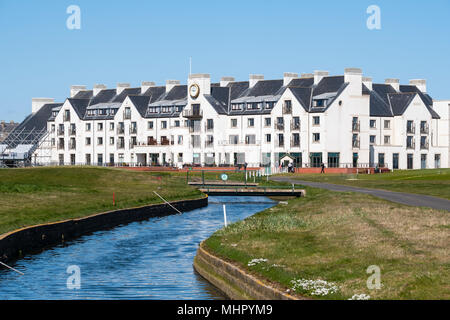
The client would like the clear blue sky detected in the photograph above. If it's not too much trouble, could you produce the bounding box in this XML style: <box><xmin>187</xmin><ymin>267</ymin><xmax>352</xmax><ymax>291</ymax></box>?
<box><xmin>1</xmin><ymin>0</ymin><xmax>449</xmax><ymax>122</ymax></box>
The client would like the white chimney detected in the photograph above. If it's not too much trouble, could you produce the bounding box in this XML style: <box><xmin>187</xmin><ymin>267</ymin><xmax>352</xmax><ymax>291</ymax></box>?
<box><xmin>314</xmin><ymin>70</ymin><xmax>329</xmax><ymax>85</ymax></box>
<box><xmin>141</xmin><ymin>81</ymin><xmax>155</xmax><ymax>93</ymax></box>
<box><xmin>362</xmin><ymin>77</ymin><xmax>373</xmax><ymax>90</ymax></box>
<box><xmin>189</xmin><ymin>74</ymin><xmax>211</xmax><ymax>96</ymax></box>
<box><xmin>385</xmin><ymin>78</ymin><xmax>400</xmax><ymax>92</ymax></box>
<box><xmin>166</xmin><ymin>80</ymin><xmax>180</xmax><ymax>92</ymax></box>
<box><xmin>220</xmin><ymin>77</ymin><xmax>235</xmax><ymax>87</ymax></box>
<box><xmin>32</xmin><ymin>98</ymin><xmax>54</xmax><ymax>113</ymax></box>
<box><xmin>409</xmin><ymin>79</ymin><xmax>427</xmax><ymax>93</ymax></box>
<box><xmin>70</xmin><ymin>85</ymin><xmax>86</xmax><ymax>98</ymax></box>
<box><xmin>301</xmin><ymin>73</ymin><xmax>314</xmax><ymax>78</ymax></box>
<box><xmin>93</xmin><ymin>84</ymin><xmax>107</xmax><ymax>96</ymax></box>
<box><xmin>283</xmin><ymin>72</ymin><xmax>298</xmax><ymax>86</ymax></box>
<box><xmin>249</xmin><ymin>74</ymin><xmax>264</xmax><ymax>88</ymax></box>
<box><xmin>344</xmin><ymin>68</ymin><xmax>363</xmax><ymax>96</ymax></box>
<box><xmin>116</xmin><ymin>83</ymin><xmax>130</xmax><ymax>95</ymax></box>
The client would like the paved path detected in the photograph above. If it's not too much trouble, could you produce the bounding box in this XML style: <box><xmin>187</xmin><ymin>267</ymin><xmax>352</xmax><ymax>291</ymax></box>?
<box><xmin>271</xmin><ymin>176</ymin><xmax>450</xmax><ymax>211</ymax></box>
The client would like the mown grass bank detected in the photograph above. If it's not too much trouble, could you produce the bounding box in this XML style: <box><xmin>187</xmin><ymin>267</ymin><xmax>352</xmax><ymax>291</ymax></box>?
<box><xmin>278</xmin><ymin>169</ymin><xmax>450</xmax><ymax>200</ymax></box>
<box><xmin>0</xmin><ymin>167</ymin><xmax>202</xmax><ymax>235</ymax></box>
<box><xmin>204</xmin><ymin>185</ymin><xmax>449</xmax><ymax>300</ymax></box>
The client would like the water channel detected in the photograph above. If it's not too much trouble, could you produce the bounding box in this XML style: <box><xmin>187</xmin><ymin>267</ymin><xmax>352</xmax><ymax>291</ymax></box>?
<box><xmin>0</xmin><ymin>196</ymin><xmax>276</xmax><ymax>299</ymax></box>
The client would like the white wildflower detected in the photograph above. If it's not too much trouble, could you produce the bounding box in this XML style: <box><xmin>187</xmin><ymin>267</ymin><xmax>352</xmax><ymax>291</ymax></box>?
<box><xmin>247</xmin><ymin>258</ymin><xmax>268</xmax><ymax>266</ymax></box>
<box><xmin>348</xmin><ymin>293</ymin><xmax>371</xmax><ymax>300</ymax></box>
<box><xmin>290</xmin><ymin>278</ymin><xmax>339</xmax><ymax>296</ymax></box>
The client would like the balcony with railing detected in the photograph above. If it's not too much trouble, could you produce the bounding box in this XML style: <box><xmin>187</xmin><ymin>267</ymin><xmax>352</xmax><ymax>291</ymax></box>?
<box><xmin>69</xmin><ymin>140</ymin><xmax>76</xmax><ymax>150</ymax></box>
<box><xmin>420</xmin><ymin>139</ymin><xmax>429</xmax><ymax>150</ymax></box>
<box><xmin>290</xmin><ymin>137</ymin><xmax>300</xmax><ymax>148</ymax></box>
<box><xmin>407</xmin><ymin>123</ymin><xmax>416</xmax><ymax>134</ymax></box>
<box><xmin>275</xmin><ymin>139</ymin><xmax>285</xmax><ymax>148</ymax></box>
<box><xmin>183</xmin><ymin>109</ymin><xmax>203</xmax><ymax>118</ymax></box>
<box><xmin>352</xmin><ymin>138</ymin><xmax>360</xmax><ymax>148</ymax></box>
<box><xmin>57</xmin><ymin>128</ymin><xmax>65</xmax><ymax>136</ymax></box>
<box><xmin>275</xmin><ymin>123</ymin><xmax>285</xmax><ymax>131</ymax></box>
<box><xmin>63</xmin><ymin>113</ymin><xmax>70</xmax><ymax>122</ymax></box>
<box><xmin>420</xmin><ymin>123</ymin><xmax>429</xmax><ymax>134</ymax></box>
<box><xmin>406</xmin><ymin>139</ymin><xmax>415</xmax><ymax>149</ymax></box>
<box><xmin>282</xmin><ymin>103</ymin><xmax>292</xmax><ymax>115</ymax></box>
<box><xmin>117</xmin><ymin>140</ymin><xmax>125</xmax><ymax>149</ymax></box>
<box><xmin>352</xmin><ymin>121</ymin><xmax>360</xmax><ymax>132</ymax></box>
<box><xmin>290</xmin><ymin>121</ymin><xmax>300</xmax><ymax>131</ymax></box>
<box><xmin>129</xmin><ymin>126</ymin><xmax>137</xmax><ymax>134</ymax></box>
<box><xmin>57</xmin><ymin>141</ymin><xmax>65</xmax><ymax>150</ymax></box>
<box><xmin>117</xmin><ymin>126</ymin><xmax>125</xmax><ymax>135</ymax></box>
<box><xmin>69</xmin><ymin>127</ymin><xmax>76</xmax><ymax>136</ymax></box>
<box><xmin>123</xmin><ymin>110</ymin><xmax>131</xmax><ymax>120</ymax></box>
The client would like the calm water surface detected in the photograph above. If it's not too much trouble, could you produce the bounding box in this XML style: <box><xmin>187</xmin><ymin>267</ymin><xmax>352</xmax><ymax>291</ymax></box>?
<box><xmin>0</xmin><ymin>196</ymin><xmax>275</xmax><ymax>300</ymax></box>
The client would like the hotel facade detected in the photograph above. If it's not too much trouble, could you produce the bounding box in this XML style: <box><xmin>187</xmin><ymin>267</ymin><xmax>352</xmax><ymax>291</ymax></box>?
<box><xmin>4</xmin><ymin>68</ymin><xmax>450</xmax><ymax>170</ymax></box>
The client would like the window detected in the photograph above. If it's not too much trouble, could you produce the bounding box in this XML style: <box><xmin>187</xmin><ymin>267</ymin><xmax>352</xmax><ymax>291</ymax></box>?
<box><xmin>51</xmin><ymin>124</ymin><xmax>55</xmax><ymax>132</ymax></box>
<box><xmin>245</xmin><ymin>135</ymin><xmax>256</xmax><ymax>145</ymax></box>
<box><xmin>229</xmin><ymin>135</ymin><xmax>239</xmax><ymax>145</ymax></box>
<box><xmin>384</xmin><ymin>120</ymin><xmax>390</xmax><ymax>129</ymax></box>
<box><xmin>86</xmin><ymin>154</ymin><xmax>91</xmax><ymax>165</ymax></box>
<box><xmin>264</xmin><ymin>118</ymin><xmax>271</xmax><ymax>127</ymax></box>
<box><xmin>313</xmin><ymin>133</ymin><xmax>320</xmax><ymax>143</ymax></box>
<box><xmin>407</xmin><ymin>154</ymin><xmax>413</xmax><ymax>169</ymax></box>
<box><xmin>161</xmin><ymin>121</ymin><xmax>167</xmax><ymax>129</ymax></box>
<box><xmin>206</xmin><ymin>119</ymin><xmax>213</xmax><ymax>130</ymax></box>
<box><xmin>231</xmin><ymin>119</ymin><xmax>237</xmax><ymax>128</ymax></box>
<box><xmin>148</xmin><ymin>121</ymin><xmax>154</xmax><ymax>130</ymax></box>
<box><xmin>124</xmin><ymin>107</ymin><xmax>131</xmax><ymax>119</ymax></box>
<box><xmin>393</xmin><ymin>153</ymin><xmax>399</xmax><ymax>169</ymax></box>
<box><xmin>174</xmin><ymin>120</ymin><xmax>180</xmax><ymax>128</ymax></box>
<box><xmin>407</xmin><ymin>136</ymin><xmax>414</xmax><ymax>149</ymax></box>
<box><xmin>109</xmin><ymin>137</ymin><xmax>114</xmax><ymax>145</ymax></box>
<box><xmin>328</xmin><ymin>153</ymin><xmax>340</xmax><ymax>168</ymax></box>
<box><xmin>85</xmin><ymin>137</ymin><xmax>91</xmax><ymax>146</ymax></box>
<box><xmin>97</xmin><ymin>123</ymin><xmax>103</xmax><ymax>131</ymax></box>
<box><xmin>292</xmin><ymin>133</ymin><xmax>300</xmax><ymax>147</ymax></box>
<box><xmin>378</xmin><ymin>153</ymin><xmax>385</xmax><ymax>167</ymax></box>
<box><xmin>370</xmin><ymin>135</ymin><xmax>376</xmax><ymax>144</ymax></box>
<box><xmin>370</xmin><ymin>119</ymin><xmax>376</xmax><ymax>128</ymax></box>
<box><xmin>109</xmin><ymin>122</ymin><xmax>114</xmax><ymax>131</ymax></box>
<box><xmin>313</xmin><ymin>116</ymin><xmax>320</xmax><ymax>126</ymax></box>
<box><xmin>265</xmin><ymin>134</ymin><xmax>271</xmax><ymax>143</ymax></box>
<box><xmin>97</xmin><ymin>154</ymin><xmax>103</xmax><ymax>165</ymax></box>
<box><xmin>435</xmin><ymin>154</ymin><xmax>441</xmax><ymax>168</ymax></box>
<box><xmin>407</xmin><ymin>120</ymin><xmax>414</xmax><ymax>134</ymax></box>
<box><xmin>97</xmin><ymin>137</ymin><xmax>103</xmax><ymax>145</ymax></box>
<box><xmin>248</xmin><ymin>118</ymin><xmax>254</xmax><ymax>127</ymax></box>
<box><xmin>384</xmin><ymin>135</ymin><xmax>390</xmax><ymax>145</ymax></box>
<box><xmin>86</xmin><ymin>123</ymin><xmax>91</xmax><ymax>131</ymax></box>
<box><xmin>177</xmin><ymin>135</ymin><xmax>183</xmax><ymax>145</ymax></box>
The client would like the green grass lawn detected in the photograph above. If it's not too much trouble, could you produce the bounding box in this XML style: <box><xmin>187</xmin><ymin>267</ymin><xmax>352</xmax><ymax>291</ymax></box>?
<box><xmin>0</xmin><ymin>167</ymin><xmax>203</xmax><ymax>235</ymax></box>
<box><xmin>204</xmin><ymin>185</ymin><xmax>450</xmax><ymax>300</ymax></box>
<box><xmin>277</xmin><ymin>169</ymin><xmax>450</xmax><ymax>200</ymax></box>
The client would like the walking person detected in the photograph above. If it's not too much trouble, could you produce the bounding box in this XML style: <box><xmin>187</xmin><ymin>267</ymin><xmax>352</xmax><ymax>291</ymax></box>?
<box><xmin>321</xmin><ymin>162</ymin><xmax>325</xmax><ymax>174</ymax></box>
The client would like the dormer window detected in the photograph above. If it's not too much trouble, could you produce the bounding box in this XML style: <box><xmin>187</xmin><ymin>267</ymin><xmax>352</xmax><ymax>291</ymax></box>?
<box><xmin>313</xmin><ymin>99</ymin><xmax>326</xmax><ymax>107</ymax></box>
<box><xmin>231</xmin><ymin>103</ymin><xmax>241</xmax><ymax>110</ymax></box>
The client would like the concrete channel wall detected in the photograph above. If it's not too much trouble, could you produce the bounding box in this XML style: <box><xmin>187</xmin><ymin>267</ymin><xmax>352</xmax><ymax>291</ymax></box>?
<box><xmin>194</xmin><ymin>241</ymin><xmax>302</xmax><ymax>300</ymax></box>
<box><xmin>0</xmin><ymin>196</ymin><xmax>208</xmax><ymax>263</ymax></box>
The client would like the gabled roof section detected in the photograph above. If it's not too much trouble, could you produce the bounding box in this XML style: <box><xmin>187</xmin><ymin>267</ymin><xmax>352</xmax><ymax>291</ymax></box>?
<box><xmin>288</xmin><ymin>77</ymin><xmax>314</xmax><ymax>88</ymax></box>
<box><xmin>313</xmin><ymin>76</ymin><xmax>345</xmax><ymax>97</ymax></box>
<box><xmin>290</xmin><ymin>87</ymin><xmax>312</xmax><ymax>112</ymax></box>
<box><xmin>240</xmin><ymin>79</ymin><xmax>284</xmax><ymax>98</ymax></box>
<box><xmin>370</xmin><ymin>91</ymin><xmax>393</xmax><ymax>117</ymax></box>
<box><xmin>73</xmin><ymin>90</ymin><xmax>93</xmax><ymax>100</ymax></box>
<box><xmin>227</xmin><ymin>81</ymin><xmax>249</xmax><ymax>100</ymax></box>
<box><xmin>372</xmin><ymin>83</ymin><xmax>397</xmax><ymax>106</ymax></box>
<box><xmin>141</xmin><ymin>86</ymin><xmax>166</xmax><ymax>103</ymax></box>
<box><xmin>112</xmin><ymin>88</ymin><xmax>141</xmax><ymax>103</ymax></box>
<box><xmin>89</xmin><ymin>89</ymin><xmax>117</xmax><ymax>106</ymax></box>
<box><xmin>128</xmin><ymin>95</ymin><xmax>151</xmax><ymax>117</ymax></box>
<box><xmin>67</xmin><ymin>98</ymin><xmax>90</xmax><ymax>119</ymax></box>
<box><xmin>388</xmin><ymin>93</ymin><xmax>416</xmax><ymax>116</ymax></box>
<box><xmin>204</xmin><ymin>86</ymin><xmax>230</xmax><ymax>114</ymax></box>
<box><xmin>160</xmin><ymin>85</ymin><xmax>187</xmax><ymax>101</ymax></box>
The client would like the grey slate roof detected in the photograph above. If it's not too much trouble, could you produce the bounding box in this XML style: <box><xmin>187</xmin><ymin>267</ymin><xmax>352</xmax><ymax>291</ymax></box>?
<box><xmin>89</xmin><ymin>89</ymin><xmax>117</xmax><ymax>106</ymax></box>
<box><xmin>73</xmin><ymin>90</ymin><xmax>94</xmax><ymax>100</ymax></box>
<box><xmin>112</xmin><ymin>88</ymin><xmax>141</xmax><ymax>103</ymax></box>
<box><xmin>68</xmin><ymin>98</ymin><xmax>91</xmax><ymax>119</ymax></box>
<box><xmin>128</xmin><ymin>95</ymin><xmax>151</xmax><ymax>117</ymax></box>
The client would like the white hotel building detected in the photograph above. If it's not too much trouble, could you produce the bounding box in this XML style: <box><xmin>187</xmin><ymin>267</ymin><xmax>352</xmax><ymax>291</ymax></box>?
<box><xmin>3</xmin><ymin>68</ymin><xmax>449</xmax><ymax>170</ymax></box>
